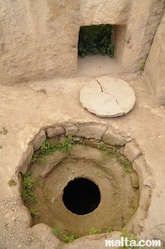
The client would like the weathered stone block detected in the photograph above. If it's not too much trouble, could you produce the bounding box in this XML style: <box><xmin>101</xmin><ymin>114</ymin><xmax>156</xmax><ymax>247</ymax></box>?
<box><xmin>46</xmin><ymin>126</ymin><xmax>65</xmax><ymax>138</ymax></box>
<box><xmin>75</xmin><ymin>123</ymin><xmax>107</xmax><ymax>140</ymax></box>
<box><xmin>130</xmin><ymin>172</ymin><xmax>139</xmax><ymax>188</ymax></box>
<box><xmin>31</xmin><ymin>224</ymin><xmax>60</xmax><ymax>248</ymax></box>
<box><xmin>65</xmin><ymin>125</ymin><xmax>78</xmax><ymax>136</ymax></box>
<box><xmin>123</xmin><ymin>141</ymin><xmax>141</xmax><ymax>162</ymax></box>
<box><xmin>32</xmin><ymin>130</ymin><xmax>46</xmax><ymax>151</ymax></box>
<box><xmin>102</xmin><ymin>127</ymin><xmax>129</xmax><ymax>146</ymax></box>
<box><xmin>20</xmin><ymin>146</ymin><xmax>34</xmax><ymax>174</ymax></box>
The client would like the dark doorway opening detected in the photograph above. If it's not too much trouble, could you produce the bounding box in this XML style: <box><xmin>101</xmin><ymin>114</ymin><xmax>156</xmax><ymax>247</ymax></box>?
<box><xmin>78</xmin><ymin>24</ymin><xmax>114</xmax><ymax>58</ymax></box>
<box><xmin>62</xmin><ymin>178</ymin><xmax>101</xmax><ymax>215</ymax></box>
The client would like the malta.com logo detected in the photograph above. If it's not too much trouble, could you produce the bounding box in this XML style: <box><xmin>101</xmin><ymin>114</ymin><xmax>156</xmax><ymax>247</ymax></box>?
<box><xmin>105</xmin><ymin>229</ymin><xmax>162</xmax><ymax>248</ymax></box>
<box><xmin>105</xmin><ymin>237</ymin><xmax>162</xmax><ymax>248</ymax></box>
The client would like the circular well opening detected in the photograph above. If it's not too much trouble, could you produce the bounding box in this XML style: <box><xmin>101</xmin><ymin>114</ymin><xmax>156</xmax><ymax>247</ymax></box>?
<box><xmin>62</xmin><ymin>177</ymin><xmax>101</xmax><ymax>215</ymax></box>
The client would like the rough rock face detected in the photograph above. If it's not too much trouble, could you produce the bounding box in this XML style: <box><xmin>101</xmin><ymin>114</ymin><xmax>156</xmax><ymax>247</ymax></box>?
<box><xmin>0</xmin><ymin>0</ymin><xmax>164</xmax><ymax>85</ymax></box>
<box><xmin>116</xmin><ymin>0</ymin><xmax>165</xmax><ymax>72</ymax></box>
<box><xmin>144</xmin><ymin>12</ymin><xmax>165</xmax><ymax>105</ymax></box>
<box><xmin>80</xmin><ymin>76</ymin><xmax>136</xmax><ymax>117</ymax></box>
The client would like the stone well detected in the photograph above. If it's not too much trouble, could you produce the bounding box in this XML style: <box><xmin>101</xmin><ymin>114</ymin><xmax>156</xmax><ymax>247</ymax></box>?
<box><xmin>18</xmin><ymin>122</ymin><xmax>152</xmax><ymax>245</ymax></box>
<box><xmin>1</xmin><ymin>1</ymin><xmax>165</xmax><ymax>248</ymax></box>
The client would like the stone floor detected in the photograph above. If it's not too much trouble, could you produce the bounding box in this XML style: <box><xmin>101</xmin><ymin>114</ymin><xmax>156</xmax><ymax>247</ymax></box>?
<box><xmin>0</xmin><ymin>56</ymin><xmax>165</xmax><ymax>248</ymax></box>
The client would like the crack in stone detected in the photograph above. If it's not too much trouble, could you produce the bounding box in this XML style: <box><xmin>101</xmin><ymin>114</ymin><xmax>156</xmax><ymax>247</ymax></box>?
<box><xmin>96</xmin><ymin>79</ymin><xmax>103</xmax><ymax>92</ymax></box>
<box><xmin>96</xmin><ymin>79</ymin><xmax>120</xmax><ymax>107</ymax></box>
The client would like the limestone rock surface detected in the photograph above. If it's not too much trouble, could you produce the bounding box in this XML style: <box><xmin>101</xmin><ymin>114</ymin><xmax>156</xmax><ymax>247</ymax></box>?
<box><xmin>80</xmin><ymin>76</ymin><xmax>136</xmax><ymax>118</ymax></box>
<box><xmin>102</xmin><ymin>126</ymin><xmax>131</xmax><ymax>146</ymax></box>
<box><xmin>46</xmin><ymin>126</ymin><xmax>65</xmax><ymax>138</ymax></box>
<box><xmin>123</xmin><ymin>140</ymin><xmax>141</xmax><ymax>162</ymax></box>
<box><xmin>0</xmin><ymin>0</ymin><xmax>164</xmax><ymax>85</ymax></box>
<box><xmin>32</xmin><ymin>130</ymin><xmax>46</xmax><ymax>151</ymax></box>
<box><xmin>145</xmin><ymin>12</ymin><xmax>165</xmax><ymax>104</ymax></box>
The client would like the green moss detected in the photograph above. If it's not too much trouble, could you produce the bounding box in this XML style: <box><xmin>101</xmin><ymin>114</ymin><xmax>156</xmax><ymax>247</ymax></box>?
<box><xmin>22</xmin><ymin>174</ymin><xmax>38</xmax><ymax>205</ymax></box>
<box><xmin>0</xmin><ymin>127</ymin><xmax>8</xmax><ymax>135</ymax></box>
<box><xmin>30</xmin><ymin>135</ymin><xmax>73</xmax><ymax>164</ymax></box>
<box><xmin>89</xmin><ymin>227</ymin><xmax>102</xmax><ymax>235</ymax></box>
<box><xmin>8</xmin><ymin>179</ymin><xmax>17</xmax><ymax>187</ymax></box>
<box><xmin>30</xmin><ymin>209</ymin><xmax>40</xmax><ymax>218</ymax></box>
<box><xmin>22</xmin><ymin>171</ymin><xmax>42</xmax><ymax>206</ymax></box>
<box><xmin>52</xmin><ymin>225</ymin><xmax>79</xmax><ymax>243</ymax></box>
<box><xmin>140</xmin><ymin>61</ymin><xmax>145</xmax><ymax>71</ymax></box>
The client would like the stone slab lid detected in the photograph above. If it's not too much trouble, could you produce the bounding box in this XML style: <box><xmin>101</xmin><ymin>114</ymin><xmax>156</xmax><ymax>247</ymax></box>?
<box><xmin>79</xmin><ymin>76</ymin><xmax>136</xmax><ymax>118</ymax></box>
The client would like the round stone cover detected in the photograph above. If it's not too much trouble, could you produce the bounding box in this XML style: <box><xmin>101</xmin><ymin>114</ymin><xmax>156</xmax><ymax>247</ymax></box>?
<box><xmin>80</xmin><ymin>76</ymin><xmax>136</xmax><ymax>117</ymax></box>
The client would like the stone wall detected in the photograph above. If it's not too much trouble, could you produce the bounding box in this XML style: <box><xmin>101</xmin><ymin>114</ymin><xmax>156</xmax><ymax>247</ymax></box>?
<box><xmin>0</xmin><ymin>0</ymin><xmax>164</xmax><ymax>85</ymax></box>
<box><xmin>144</xmin><ymin>12</ymin><xmax>165</xmax><ymax>105</ymax></box>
